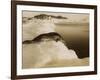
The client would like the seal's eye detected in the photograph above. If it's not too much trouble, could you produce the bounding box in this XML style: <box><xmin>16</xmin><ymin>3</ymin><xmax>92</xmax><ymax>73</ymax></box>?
<box><xmin>52</xmin><ymin>36</ymin><xmax>60</xmax><ymax>42</ymax></box>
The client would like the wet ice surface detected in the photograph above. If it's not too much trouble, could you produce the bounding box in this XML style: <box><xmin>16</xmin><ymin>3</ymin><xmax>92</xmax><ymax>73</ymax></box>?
<box><xmin>22</xmin><ymin>17</ymin><xmax>89</xmax><ymax>69</ymax></box>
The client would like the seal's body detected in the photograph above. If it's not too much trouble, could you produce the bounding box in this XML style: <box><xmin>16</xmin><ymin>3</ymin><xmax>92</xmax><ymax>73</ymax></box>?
<box><xmin>23</xmin><ymin>32</ymin><xmax>66</xmax><ymax>45</ymax></box>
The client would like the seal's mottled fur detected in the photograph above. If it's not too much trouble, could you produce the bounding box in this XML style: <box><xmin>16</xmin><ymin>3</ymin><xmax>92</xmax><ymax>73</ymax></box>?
<box><xmin>23</xmin><ymin>32</ymin><xmax>66</xmax><ymax>45</ymax></box>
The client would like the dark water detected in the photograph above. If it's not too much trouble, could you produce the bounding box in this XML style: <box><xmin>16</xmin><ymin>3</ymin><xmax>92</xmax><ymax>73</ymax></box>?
<box><xmin>55</xmin><ymin>24</ymin><xmax>89</xmax><ymax>59</ymax></box>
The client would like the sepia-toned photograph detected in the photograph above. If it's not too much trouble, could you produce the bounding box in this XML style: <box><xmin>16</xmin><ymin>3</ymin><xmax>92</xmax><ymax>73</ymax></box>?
<box><xmin>22</xmin><ymin>11</ymin><xmax>89</xmax><ymax>69</ymax></box>
<box><xmin>11</xmin><ymin>1</ymin><xmax>97</xmax><ymax>79</ymax></box>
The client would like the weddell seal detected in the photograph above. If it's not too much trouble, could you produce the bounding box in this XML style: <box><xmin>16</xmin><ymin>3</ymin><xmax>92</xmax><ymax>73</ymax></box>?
<box><xmin>22</xmin><ymin>32</ymin><xmax>66</xmax><ymax>44</ymax></box>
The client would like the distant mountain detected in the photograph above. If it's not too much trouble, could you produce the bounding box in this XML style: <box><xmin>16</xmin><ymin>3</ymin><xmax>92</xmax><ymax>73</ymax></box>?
<box><xmin>34</xmin><ymin>14</ymin><xmax>68</xmax><ymax>19</ymax></box>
